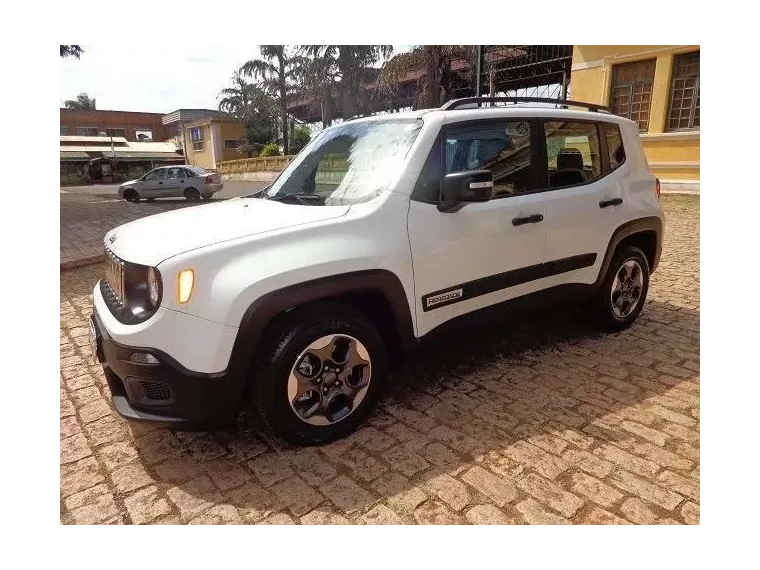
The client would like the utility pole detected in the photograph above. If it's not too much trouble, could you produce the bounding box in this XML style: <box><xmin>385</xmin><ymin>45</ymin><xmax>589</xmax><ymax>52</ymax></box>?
<box><xmin>475</xmin><ymin>45</ymin><xmax>483</xmax><ymax>97</ymax></box>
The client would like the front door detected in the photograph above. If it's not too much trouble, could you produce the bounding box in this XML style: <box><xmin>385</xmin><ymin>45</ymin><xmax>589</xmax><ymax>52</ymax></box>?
<box><xmin>138</xmin><ymin>168</ymin><xmax>166</xmax><ymax>197</ymax></box>
<box><xmin>408</xmin><ymin>119</ymin><xmax>547</xmax><ymax>337</ymax></box>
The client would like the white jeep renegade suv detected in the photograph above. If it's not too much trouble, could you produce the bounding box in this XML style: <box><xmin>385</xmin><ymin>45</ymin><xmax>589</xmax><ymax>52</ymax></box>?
<box><xmin>90</xmin><ymin>97</ymin><xmax>664</xmax><ymax>445</ymax></box>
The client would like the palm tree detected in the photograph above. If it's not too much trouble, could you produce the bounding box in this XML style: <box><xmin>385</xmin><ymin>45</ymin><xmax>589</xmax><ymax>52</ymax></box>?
<box><xmin>64</xmin><ymin>93</ymin><xmax>96</xmax><ymax>110</ymax></box>
<box><xmin>60</xmin><ymin>45</ymin><xmax>84</xmax><ymax>59</ymax></box>
<box><xmin>379</xmin><ymin>45</ymin><xmax>477</xmax><ymax>109</ymax></box>
<box><xmin>218</xmin><ymin>72</ymin><xmax>280</xmax><ymax>156</ymax></box>
<box><xmin>218</xmin><ymin>72</ymin><xmax>259</xmax><ymax>118</ymax></box>
<box><xmin>239</xmin><ymin>46</ymin><xmax>305</xmax><ymax>154</ymax></box>
<box><xmin>295</xmin><ymin>54</ymin><xmax>338</xmax><ymax>128</ymax></box>
<box><xmin>302</xmin><ymin>46</ymin><xmax>393</xmax><ymax>121</ymax></box>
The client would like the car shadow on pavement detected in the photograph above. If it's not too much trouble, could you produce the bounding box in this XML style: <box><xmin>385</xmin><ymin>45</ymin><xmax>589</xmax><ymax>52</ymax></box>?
<box><xmin>127</xmin><ymin>296</ymin><xmax>699</xmax><ymax>523</ymax></box>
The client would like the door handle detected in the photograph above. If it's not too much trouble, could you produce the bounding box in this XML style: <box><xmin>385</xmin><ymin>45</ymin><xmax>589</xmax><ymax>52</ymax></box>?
<box><xmin>512</xmin><ymin>214</ymin><xmax>544</xmax><ymax>226</ymax></box>
<box><xmin>599</xmin><ymin>198</ymin><xmax>623</xmax><ymax>208</ymax></box>
<box><xmin>159</xmin><ymin>181</ymin><xmax>163</xmax><ymax>185</ymax></box>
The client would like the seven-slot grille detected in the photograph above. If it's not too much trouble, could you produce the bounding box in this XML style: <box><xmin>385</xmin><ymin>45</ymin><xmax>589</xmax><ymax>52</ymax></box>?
<box><xmin>104</xmin><ymin>248</ymin><xmax>125</xmax><ymax>306</ymax></box>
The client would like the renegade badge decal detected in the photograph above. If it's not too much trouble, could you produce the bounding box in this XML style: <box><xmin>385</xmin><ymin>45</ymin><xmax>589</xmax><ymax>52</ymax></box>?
<box><xmin>425</xmin><ymin>288</ymin><xmax>463</xmax><ymax>309</ymax></box>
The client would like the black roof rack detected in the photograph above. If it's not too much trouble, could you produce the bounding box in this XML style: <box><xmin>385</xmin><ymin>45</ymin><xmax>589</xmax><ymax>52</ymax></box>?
<box><xmin>440</xmin><ymin>96</ymin><xmax>610</xmax><ymax>113</ymax></box>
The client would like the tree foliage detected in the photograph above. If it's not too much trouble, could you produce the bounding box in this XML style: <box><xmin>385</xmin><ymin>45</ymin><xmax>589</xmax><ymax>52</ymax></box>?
<box><xmin>60</xmin><ymin>45</ymin><xmax>84</xmax><ymax>59</ymax></box>
<box><xmin>64</xmin><ymin>93</ymin><xmax>96</xmax><ymax>110</ymax></box>
<box><xmin>379</xmin><ymin>45</ymin><xmax>477</xmax><ymax>109</ymax></box>
<box><xmin>300</xmin><ymin>45</ymin><xmax>393</xmax><ymax>122</ymax></box>
<box><xmin>290</xmin><ymin>125</ymin><xmax>311</xmax><ymax>154</ymax></box>
<box><xmin>239</xmin><ymin>46</ymin><xmax>306</xmax><ymax>154</ymax></box>
<box><xmin>259</xmin><ymin>142</ymin><xmax>281</xmax><ymax>157</ymax></box>
<box><xmin>218</xmin><ymin>72</ymin><xmax>279</xmax><ymax>156</ymax></box>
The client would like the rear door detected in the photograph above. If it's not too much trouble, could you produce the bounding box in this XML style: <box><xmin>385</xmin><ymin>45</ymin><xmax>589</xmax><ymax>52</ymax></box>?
<box><xmin>539</xmin><ymin>119</ymin><xmax>627</xmax><ymax>288</ymax></box>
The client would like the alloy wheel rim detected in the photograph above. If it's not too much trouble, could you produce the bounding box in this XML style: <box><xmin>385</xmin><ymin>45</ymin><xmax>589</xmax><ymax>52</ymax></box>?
<box><xmin>610</xmin><ymin>259</ymin><xmax>644</xmax><ymax>319</ymax></box>
<box><xmin>287</xmin><ymin>334</ymin><xmax>372</xmax><ymax>426</ymax></box>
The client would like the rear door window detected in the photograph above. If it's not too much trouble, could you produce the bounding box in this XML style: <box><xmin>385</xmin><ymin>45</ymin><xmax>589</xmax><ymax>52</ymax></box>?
<box><xmin>543</xmin><ymin>121</ymin><xmax>602</xmax><ymax>188</ymax></box>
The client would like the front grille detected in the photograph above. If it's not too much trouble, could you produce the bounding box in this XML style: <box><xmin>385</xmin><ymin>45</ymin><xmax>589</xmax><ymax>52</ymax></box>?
<box><xmin>104</xmin><ymin>248</ymin><xmax>125</xmax><ymax>306</ymax></box>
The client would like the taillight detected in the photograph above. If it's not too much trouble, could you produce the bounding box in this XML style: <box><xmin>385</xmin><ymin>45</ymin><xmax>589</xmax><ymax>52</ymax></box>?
<box><xmin>205</xmin><ymin>175</ymin><xmax>213</xmax><ymax>183</ymax></box>
<box><xmin>655</xmin><ymin>178</ymin><xmax>661</xmax><ymax>199</ymax></box>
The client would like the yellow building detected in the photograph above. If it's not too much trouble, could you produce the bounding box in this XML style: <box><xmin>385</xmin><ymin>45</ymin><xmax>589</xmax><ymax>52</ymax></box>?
<box><xmin>571</xmin><ymin>46</ymin><xmax>700</xmax><ymax>191</ymax></box>
<box><xmin>182</xmin><ymin>118</ymin><xmax>246</xmax><ymax>170</ymax></box>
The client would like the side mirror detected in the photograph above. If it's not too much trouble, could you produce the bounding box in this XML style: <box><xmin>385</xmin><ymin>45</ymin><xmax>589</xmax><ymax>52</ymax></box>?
<box><xmin>438</xmin><ymin>169</ymin><xmax>493</xmax><ymax>212</ymax></box>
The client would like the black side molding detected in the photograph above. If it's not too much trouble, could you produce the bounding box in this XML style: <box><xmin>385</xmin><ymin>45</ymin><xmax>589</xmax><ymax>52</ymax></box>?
<box><xmin>422</xmin><ymin>253</ymin><xmax>597</xmax><ymax>312</ymax></box>
<box><xmin>226</xmin><ymin>270</ymin><xmax>418</xmax><ymax>383</ymax></box>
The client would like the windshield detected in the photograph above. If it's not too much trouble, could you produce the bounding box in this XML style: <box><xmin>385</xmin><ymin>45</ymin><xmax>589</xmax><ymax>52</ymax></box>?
<box><xmin>263</xmin><ymin>118</ymin><xmax>423</xmax><ymax>205</ymax></box>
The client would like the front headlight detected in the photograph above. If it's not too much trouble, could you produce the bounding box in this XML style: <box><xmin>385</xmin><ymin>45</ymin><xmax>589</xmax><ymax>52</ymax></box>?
<box><xmin>148</xmin><ymin>267</ymin><xmax>160</xmax><ymax>306</ymax></box>
<box><xmin>101</xmin><ymin>256</ymin><xmax>162</xmax><ymax>324</ymax></box>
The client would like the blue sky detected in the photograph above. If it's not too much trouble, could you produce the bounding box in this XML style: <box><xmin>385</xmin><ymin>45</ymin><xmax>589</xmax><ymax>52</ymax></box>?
<box><xmin>60</xmin><ymin>45</ymin><xmax>412</xmax><ymax>114</ymax></box>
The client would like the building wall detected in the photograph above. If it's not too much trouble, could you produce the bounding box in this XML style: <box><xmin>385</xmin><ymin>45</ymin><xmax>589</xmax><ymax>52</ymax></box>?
<box><xmin>183</xmin><ymin>121</ymin><xmax>245</xmax><ymax>168</ymax></box>
<box><xmin>60</xmin><ymin>109</ymin><xmax>170</xmax><ymax>142</ymax></box>
<box><xmin>571</xmin><ymin>45</ymin><xmax>700</xmax><ymax>185</ymax></box>
<box><xmin>219</xmin><ymin>122</ymin><xmax>245</xmax><ymax>162</ymax></box>
<box><xmin>184</xmin><ymin>123</ymin><xmax>216</xmax><ymax>169</ymax></box>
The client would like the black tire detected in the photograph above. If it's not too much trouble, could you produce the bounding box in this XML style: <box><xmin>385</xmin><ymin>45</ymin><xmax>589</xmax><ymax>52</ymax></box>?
<box><xmin>201</xmin><ymin>193</ymin><xmax>212</xmax><ymax>201</ymax></box>
<box><xmin>590</xmin><ymin>245</ymin><xmax>650</xmax><ymax>331</ymax></box>
<box><xmin>184</xmin><ymin>187</ymin><xmax>201</xmax><ymax>201</ymax></box>
<box><xmin>251</xmin><ymin>302</ymin><xmax>388</xmax><ymax>445</ymax></box>
<box><xmin>146</xmin><ymin>197</ymin><xmax>156</xmax><ymax>203</ymax></box>
<box><xmin>124</xmin><ymin>189</ymin><xmax>140</xmax><ymax>203</ymax></box>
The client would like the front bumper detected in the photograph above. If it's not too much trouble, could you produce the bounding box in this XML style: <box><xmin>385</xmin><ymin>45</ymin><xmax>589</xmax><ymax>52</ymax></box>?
<box><xmin>90</xmin><ymin>309</ymin><xmax>245</xmax><ymax>429</ymax></box>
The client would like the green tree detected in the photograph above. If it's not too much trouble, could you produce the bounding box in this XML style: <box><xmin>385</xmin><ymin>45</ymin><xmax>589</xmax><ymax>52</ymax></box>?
<box><xmin>260</xmin><ymin>142</ymin><xmax>281</xmax><ymax>157</ymax></box>
<box><xmin>379</xmin><ymin>45</ymin><xmax>476</xmax><ymax>109</ymax></box>
<box><xmin>301</xmin><ymin>46</ymin><xmax>393</xmax><ymax>121</ymax></box>
<box><xmin>290</xmin><ymin>125</ymin><xmax>311</xmax><ymax>154</ymax></box>
<box><xmin>240</xmin><ymin>46</ymin><xmax>305</xmax><ymax>154</ymax></box>
<box><xmin>60</xmin><ymin>45</ymin><xmax>84</xmax><ymax>59</ymax></box>
<box><xmin>64</xmin><ymin>93</ymin><xmax>96</xmax><ymax>109</ymax></box>
<box><xmin>218</xmin><ymin>72</ymin><xmax>280</xmax><ymax>156</ymax></box>
<box><xmin>295</xmin><ymin>54</ymin><xmax>338</xmax><ymax>128</ymax></box>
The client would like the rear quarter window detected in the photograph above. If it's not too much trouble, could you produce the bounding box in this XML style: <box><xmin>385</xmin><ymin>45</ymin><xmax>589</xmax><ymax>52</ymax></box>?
<box><xmin>603</xmin><ymin>122</ymin><xmax>626</xmax><ymax>171</ymax></box>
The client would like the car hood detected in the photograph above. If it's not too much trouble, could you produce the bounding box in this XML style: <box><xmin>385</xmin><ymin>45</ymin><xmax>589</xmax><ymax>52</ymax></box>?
<box><xmin>104</xmin><ymin>198</ymin><xmax>350</xmax><ymax>266</ymax></box>
<box><xmin>121</xmin><ymin>178</ymin><xmax>141</xmax><ymax>187</ymax></box>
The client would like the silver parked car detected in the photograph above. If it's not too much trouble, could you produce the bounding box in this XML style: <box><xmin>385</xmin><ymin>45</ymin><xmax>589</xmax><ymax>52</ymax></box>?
<box><xmin>118</xmin><ymin>165</ymin><xmax>223</xmax><ymax>202</ymax></box>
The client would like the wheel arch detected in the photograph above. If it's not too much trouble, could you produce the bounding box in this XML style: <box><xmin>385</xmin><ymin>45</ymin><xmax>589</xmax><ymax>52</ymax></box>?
<box><xmin>225</xmin><ymin>269</ymin><xmax>418</xmax><ymax>385</ymax></box>
<box><xmin>594</xmin><ymin>216</ymin><xmax>663</xmax><ymax>293</ymax></box>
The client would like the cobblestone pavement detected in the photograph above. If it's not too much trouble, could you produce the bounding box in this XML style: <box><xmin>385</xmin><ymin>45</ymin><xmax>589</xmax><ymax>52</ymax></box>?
<box><xmin>60</xmin><ymin>195</ymin><xmax>699</xmax><ymax>525</ymax></box>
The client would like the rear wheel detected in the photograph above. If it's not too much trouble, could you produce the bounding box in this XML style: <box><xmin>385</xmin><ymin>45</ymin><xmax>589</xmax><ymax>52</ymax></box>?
<box><xmin>146</xmin><ymin>197</ymin><xmax>156</xmax><ymax>203</ymax></box>
<box><xmin>124</xmin><ymin>189</ymin><xmax>140</xmax><ymax>203</ymax></box>
<box><xmin>590</xmin><ymin>246</ymin><xmax>650</xmax><ymax>331</ymax></box>
<box><xmin>184</xmin><ymin>187</ymin><xmax>201</xmax><ymax>201</ymax></box>
<box><xmin>251</xmin><ymin>303</ymin><xmax>387</xmax><ymax>445</ymax></box>
<box><xmin>201</xmin><ymin>193</ymin><xmax>212</xmax><ymax>201</ymax></box>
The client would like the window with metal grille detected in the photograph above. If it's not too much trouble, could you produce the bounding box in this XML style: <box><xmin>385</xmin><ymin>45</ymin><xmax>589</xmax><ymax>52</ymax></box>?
<box><xmin>610</xmin><ymin>59</ymin><xmax>656</xmax><ymax>132</ymax></box>
<box><xmin>105</xmin><ymin>128</ymin><xmax>125</xmax><ymax>137</ymax></box>
<box><xmin>667</xmin><ymin>51</ymin><xmax>700</xmax><ymax>131</ymax></box>
<box><xmin>224</xmin><ymin>139</ymin><xmax>240</xmax><ymax>148</ymax></box>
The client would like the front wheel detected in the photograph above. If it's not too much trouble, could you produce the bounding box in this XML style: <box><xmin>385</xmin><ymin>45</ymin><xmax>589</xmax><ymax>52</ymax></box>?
<box><xmin>124</xmin><ymin>189</ymin><xmax>140</xmax><ymax>203</ymax></box>
<box><xmin>590</xmin><ymin>245</ymin><xmax>650</xmax><ymax>331</ymax></box>
<box><xmin>251</xmin><ymin>303</ymin><xmax>387</xmax><ymax>445</ymax></box>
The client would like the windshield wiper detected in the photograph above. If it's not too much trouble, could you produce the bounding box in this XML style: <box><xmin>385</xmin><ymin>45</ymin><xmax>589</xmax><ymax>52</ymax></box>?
<box><xmin>264</xmin><ymin>193</ymin><xmax>324</xmax><ymax>205</ymax></box>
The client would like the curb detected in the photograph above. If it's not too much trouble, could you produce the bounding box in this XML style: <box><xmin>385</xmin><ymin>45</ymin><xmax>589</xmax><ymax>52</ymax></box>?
<box><xmin>61</xmin><ymin>254</ymin><xmax>103</xmax><ymax>271</ymax></box>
